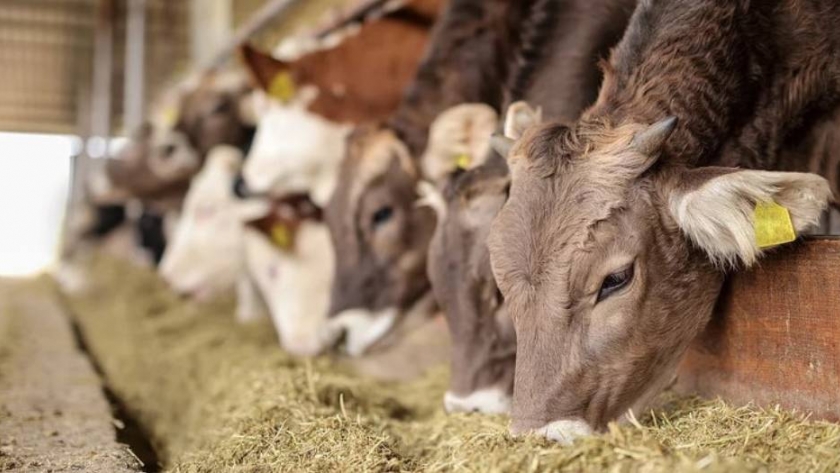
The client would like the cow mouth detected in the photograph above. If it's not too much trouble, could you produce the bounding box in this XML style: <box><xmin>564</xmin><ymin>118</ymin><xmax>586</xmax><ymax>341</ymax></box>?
<box><xmin>443</xmin><ymin>387</ymin><xmax>511</xmax><ymax>414</ymax></box>
<box><xmin>321</xmin><ymin>291</ymin><xmax>437</xmax><ymax>357</ymax></box>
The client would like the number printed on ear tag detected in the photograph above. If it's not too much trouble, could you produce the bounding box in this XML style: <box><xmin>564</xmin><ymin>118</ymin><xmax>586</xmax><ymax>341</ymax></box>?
<box><xmin>754</xmin><ymin>201</ymin><xmax>796</xmax><ymax>248</ymax></box>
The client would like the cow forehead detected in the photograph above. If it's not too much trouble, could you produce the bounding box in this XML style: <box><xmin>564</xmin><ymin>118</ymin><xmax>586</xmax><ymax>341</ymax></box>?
<box><xmin>344</xmin><ymin>128</ymin><xmax>416</xmax><ymax>213</ymax></box>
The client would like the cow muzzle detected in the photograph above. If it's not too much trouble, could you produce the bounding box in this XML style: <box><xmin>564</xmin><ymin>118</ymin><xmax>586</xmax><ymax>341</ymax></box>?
<box><xmin>516</xmin><ymin>419</ymin><xmax>594</xmax><ymax>446</ymax></box>
<box><xmin>319</xmin><ymin>307</ymin><xmax>398</xmax><ymax>357</ymax></box>
<box><xmin>443</xmin><ymin>388</ymin><xmax>511</xmax><ymax>415</ymax></box>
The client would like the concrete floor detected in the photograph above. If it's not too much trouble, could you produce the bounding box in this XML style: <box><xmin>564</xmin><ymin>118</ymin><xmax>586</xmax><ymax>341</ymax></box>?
<box><xmin>0</xmin><ymin>278</ymin><xmax>143</xmax><ymax>473</ymax></box>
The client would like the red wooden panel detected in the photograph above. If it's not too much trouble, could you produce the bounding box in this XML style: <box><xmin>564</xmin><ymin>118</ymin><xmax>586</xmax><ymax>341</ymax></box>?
<box><xmin>676</xmin><ymin>238</ymin><xmax>840</xmax><ymax>421</ymax></box>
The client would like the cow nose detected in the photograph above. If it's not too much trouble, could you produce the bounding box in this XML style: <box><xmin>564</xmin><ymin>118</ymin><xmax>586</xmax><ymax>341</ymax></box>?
<box><xmin>232</xmin><ymin>173</ymin><xmax>250</xmax><ymax>198</ymax></box>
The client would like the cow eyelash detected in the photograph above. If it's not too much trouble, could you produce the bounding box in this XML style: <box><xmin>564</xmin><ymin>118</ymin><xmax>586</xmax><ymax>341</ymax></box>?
<box><xmin>596</xmin><ymin>264</ymin><xmax>634</xmax><ymax>303</ymax></box>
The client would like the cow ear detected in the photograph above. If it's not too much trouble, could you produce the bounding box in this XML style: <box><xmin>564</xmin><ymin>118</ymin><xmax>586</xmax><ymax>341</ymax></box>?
<box><xmin>669</xmin><ymin>168</ymin><xmax>832</xmax><ymax>268</ymax></box>
<box><xmin>503</xmin><ymin>101</ymin><xmax>542</xmax><ymax>140</ymax></box>
<box><xmin>421</xmin><ymin>104</ymin><xmax>499</xmax><ymax>184</ymax></box>
<box><xmin>238</xmin><ymin>44</ymin><xmax>291</xmax><ymax>93</ymax></box>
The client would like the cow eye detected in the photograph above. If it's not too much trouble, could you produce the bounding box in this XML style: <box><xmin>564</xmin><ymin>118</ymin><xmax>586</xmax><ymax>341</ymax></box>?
<box><xmin>597</xmin><ymin>264</ymin><xmax>634</xmax><ymax>303</ymax></box>
<box><xmin>371</xmin><ymin>206</ymin><xmax>393</xmax><ymax>228</ymax></box>
<box><xmin>162</xmin><ymin>144</ymin><xmax>177</xmax><ymax>158</ymax></box>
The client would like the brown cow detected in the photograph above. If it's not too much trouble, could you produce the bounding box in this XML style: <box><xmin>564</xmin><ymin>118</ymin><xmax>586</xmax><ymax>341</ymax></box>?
<box><xmin>487</xmin><ymin>0</ymin><xmax>837</xmax><ymax>443</ymax></box>
<box><xmin>104</xmin><ymin>69</ymin><xmax>257</xmax><ymax>211</ymax></box>
<box><xmin>323</xmin><ymin>0</ymin><xmax>537</xmax><ymax>356</ymax></box>
<box><xmin>422</xmin><ymin>0</ymin><xmax>637</xmax><ymax>413</ymax></box>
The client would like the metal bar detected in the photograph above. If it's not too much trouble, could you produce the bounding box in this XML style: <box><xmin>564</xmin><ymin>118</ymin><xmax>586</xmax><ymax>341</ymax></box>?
<box><xmin>90</xmin><ymin>0</ymin><xmax>114</xmax><ymax>157</ymax></box>
<box><xmin>210</xmin><ymin>0</ymin><xmax>303</xmax><ymax>68</ymax></box>
<box><xmin>124</xmin><ymin>0</ymin><xmax>147</xmax><ymax>132</ymax></box>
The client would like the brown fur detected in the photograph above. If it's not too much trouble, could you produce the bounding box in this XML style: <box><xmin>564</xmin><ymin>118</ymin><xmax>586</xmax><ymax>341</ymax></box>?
<box><xmin>489</xmin><ymin>0</ymin><xmax>840</xmax><ymax>433</ymax></box>
<box><xmin>324</xmin><ymin>0</ymin><xmax>534</xmax><ymax>341</ymax></box>
<box><xmin>429</xmin><ymin>0</ymin><xmax>637</xmax><ymax>400</ymax></box>
<box><xmin>106</xmin><ymin>71</ymin><xmax>255</xmax><ymax>207</ymax></box>
<box><xmin>239</xmin><ymin>10</ymin><xmax>432</xmax><ymax>124</ymax></box>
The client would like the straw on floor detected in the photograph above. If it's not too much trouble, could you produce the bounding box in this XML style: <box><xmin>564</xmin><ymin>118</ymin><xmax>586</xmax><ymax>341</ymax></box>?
<box><xmin>63</xmin><ymin>255</ymin><xmax>840</xmax><ymax>472</ymax></box>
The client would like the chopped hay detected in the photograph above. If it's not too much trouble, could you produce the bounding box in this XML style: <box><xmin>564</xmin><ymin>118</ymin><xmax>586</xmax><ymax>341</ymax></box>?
<box><xmin>62</xmin><ymin>255</ymin><xmax>840</xmax><ymax>472</ymax></box>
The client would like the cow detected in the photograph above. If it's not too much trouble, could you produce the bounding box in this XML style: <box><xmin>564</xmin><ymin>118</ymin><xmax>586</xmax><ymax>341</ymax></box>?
<box><xmin>239</xmin><ymin>0</ymin><xmax>439</xmax><ymax>205</ymax></box>
<box><xmin>159</xmin><ymin>144</ymin><xmax>338</xmax><ymax>356</ymax></box>
<box><xmin>323</xmin><ymin>0</ymin><xmax>537</xmax><ymax>357</ymax></box>
<box><xmin>424</xmin><ymin>0</ymin><xmax>637</xmax><ymax>414</ymax></box>
<box><xmin>486</xmin><ymin>0</ymin><xmax>838</xmax><ymax>444</ymax></box>
<box><xmin>105</xmin><ymin>69</ymin><xmax>257</xmax><ymax>211</ymax></box>
<box><xmin>241</xmin><ymin>196</ymin><xmax>334</xmax><ymax>356</ymax></box>
<box><xmin>158</xmin><ymin>146</ymin><xmax>267</xmax><ymax>308</ymax></box>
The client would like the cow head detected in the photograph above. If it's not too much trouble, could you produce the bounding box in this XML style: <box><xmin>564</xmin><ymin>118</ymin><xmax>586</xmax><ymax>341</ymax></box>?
<box><xmin>159</xmin><ymin>146</ymin><xmax>267</xmax><ymax>300</ymax></box>
<box><xmin>487</xmin><ymin>102</ymin><xmax>832</xmax><ymax>443</ymax></box>
<box><xmin>238</xmin><ymin>10</ymin><xmax>429</xmax><ymax>204</ymax></box>
<box><xmin>104</xmin><ymin>70</ymin><xmax>256</xmax><ymax>205</ymax></box>
<box><xmin>238</xmin><ymin>44</ymin><xmax>352</xmax><ymax>205</ymax></box>
<box><xmin>243</xmin><ymin>195</ymin><xmax>334</xmax><ymax>357</ymax></box>
<box><xmin>419</xmin><ymin>104</ymin><xmax>516</xmax><ymax>414</ymax></box>
<box><xmin>323</xmin><ymin>125</ymin><xmax>437</xmax><ymax>356</ymax></box>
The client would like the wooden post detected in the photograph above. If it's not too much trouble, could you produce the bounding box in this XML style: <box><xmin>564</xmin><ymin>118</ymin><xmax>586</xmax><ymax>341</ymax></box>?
<box><xmin>676</xmin><ymin>238</ymin><xmax>840</xmax><ymax>421</ymax></box>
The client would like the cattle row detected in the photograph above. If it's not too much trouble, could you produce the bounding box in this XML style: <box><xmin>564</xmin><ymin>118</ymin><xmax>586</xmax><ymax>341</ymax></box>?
<box><xmin>71</xmin><ymin>0</ymin><xmax>839</xmax><ymax>444</ymax></box>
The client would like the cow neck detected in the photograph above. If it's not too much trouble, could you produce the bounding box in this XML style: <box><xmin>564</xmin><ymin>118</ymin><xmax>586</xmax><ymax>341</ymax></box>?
<box><xmin>247</xmin><ymin>194</ymin><xmax>322</xmax><ymax>252</ymax></box>
<box><xmin>585</xmin><ymin>0</ymin><xmax>755</xmax><ymax>169</ymax></box>
<box><xmin>388</xmin><ymin>0</ymin><xmax>531</xmax><ymax>157</ymax></box>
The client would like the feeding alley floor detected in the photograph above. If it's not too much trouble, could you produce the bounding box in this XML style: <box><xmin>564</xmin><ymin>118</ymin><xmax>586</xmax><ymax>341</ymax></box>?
<box><xmin>1</xmin><ymin>255</ymin><xmax>839</xmax><ymax>472</ymax></box>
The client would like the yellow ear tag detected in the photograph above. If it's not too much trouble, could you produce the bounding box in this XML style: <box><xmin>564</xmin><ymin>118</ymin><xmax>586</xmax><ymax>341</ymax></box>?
<box><xmin>268</xmin><ymin>72</ymin><xmax>296</xmax><ymax>103</ymax></box>
<box><xmin>754</xmin><ymin>201</ymin><xmax>796</xmax><ymax>248</ymax></box>
<box><xmin>270</xmin><ymin>223</ymin><xmax>293</xmax><ymax>251</ymax></box>
<box><xmin>161</xmin><ymin>106</ymin><xmax>179</xmax><ymax>128</ymax></box>
<box><xmin>454</xmin><ymin>153</ymin><xmax>471</xmax><ymax>170</ymax></box>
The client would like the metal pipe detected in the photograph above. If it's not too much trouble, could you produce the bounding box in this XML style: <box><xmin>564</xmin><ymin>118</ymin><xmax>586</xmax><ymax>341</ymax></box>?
<box><xmin>211</xmin><ymin>0</ymin><xmax>302</xmax><ymax>68</ymax></box>
<box><xmin>124</xmin><ymin>0</ymin><xmax>147</xmax><ymax>132</ymax></box>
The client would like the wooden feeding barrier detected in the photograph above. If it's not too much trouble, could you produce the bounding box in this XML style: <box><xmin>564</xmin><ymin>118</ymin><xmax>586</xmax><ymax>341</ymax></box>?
<box><xmin>677</xmin><ymin>237</ymin><xmax>840</xmax><ymax>421</ymax></box>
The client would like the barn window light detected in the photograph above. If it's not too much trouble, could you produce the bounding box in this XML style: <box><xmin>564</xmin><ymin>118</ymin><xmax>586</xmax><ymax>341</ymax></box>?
<box><xmin>0</xmin><ymin>132</ymin><xmax>76</xmax><ymax>277</ymax></box>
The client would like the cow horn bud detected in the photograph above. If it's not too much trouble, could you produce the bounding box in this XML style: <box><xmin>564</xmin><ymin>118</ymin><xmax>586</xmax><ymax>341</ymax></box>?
<box><xmin>490</xmin><ymin>133</ymin><xmax>515</xmax><ymax>158</ymax></box>
<box><xmin>632</xmin><ymin>116</ymin><xmax>677</xmax><ymax>156</ymax></box>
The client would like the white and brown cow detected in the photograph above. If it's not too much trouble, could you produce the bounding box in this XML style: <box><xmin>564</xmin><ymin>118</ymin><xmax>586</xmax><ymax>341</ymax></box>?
<box><xmin>487</xmin><ymin>0</ymin><xmax>837</xmax><ymax>443</ymax></box>
<box><xmin>239</xmin><ymin>0</ymin><xmax>440</xmax><ymax>205</ymax></box>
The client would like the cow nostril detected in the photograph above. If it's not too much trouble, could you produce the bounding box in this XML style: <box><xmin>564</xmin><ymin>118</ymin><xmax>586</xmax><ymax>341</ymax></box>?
<box><xmin>163</xmin><ymin>144</ymin><xmax>177</xmax><ymax>158</ymax></box>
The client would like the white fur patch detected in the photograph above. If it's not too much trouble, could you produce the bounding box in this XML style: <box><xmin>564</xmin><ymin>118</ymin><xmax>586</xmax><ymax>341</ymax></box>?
<box><xmin>534</xmin><ymin>419</ymin><xmax>594</xmax><ymax>445</ymax></box>
<box><xmin>242</xmin><ymin>223</ymin><xmax>334</xmax><ymax>357</ymax></box>
<box><xmin>159</xmin><ymin>147</ymin><xmax>248</xmax><ymax>298</ymax></box>
<box><xmin>321</xmin><ymin>307</ymin><xmax>398</xmax><ymax>357</ymax></box>
<box><xmin>670</xmin><ymin>170</ymin><xmax>831</xmax><ymax>268</ymax></box>
<box><xmin>503</xmin><ymin>101</ymin><xmax>542</xmax><ymax>140</ymax></box>
<box><xmin>242</xmin><ymin>97</ymin><xmax>350</xmax><ymax>206</ymax></box>
<box><xmin>421</xmin><ymin>103</ymin><xmax>498</xmax><ymax>183</ymax></box>
<box><xmin>415</xmin><ymin>180</ymin><xmax>446</xmax><ymax>220</ymax></box>
<box><xmin>443</xmin><ymin>388</ymin><xmax>511</xmax><ymax>414</ymax></box>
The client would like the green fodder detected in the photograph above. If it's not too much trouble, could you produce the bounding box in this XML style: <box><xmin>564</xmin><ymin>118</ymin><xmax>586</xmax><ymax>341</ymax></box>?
<box><xmin>63</xmin><ymin>255</ymin><xmax>840</xmax><ymax>473</ymax></box>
